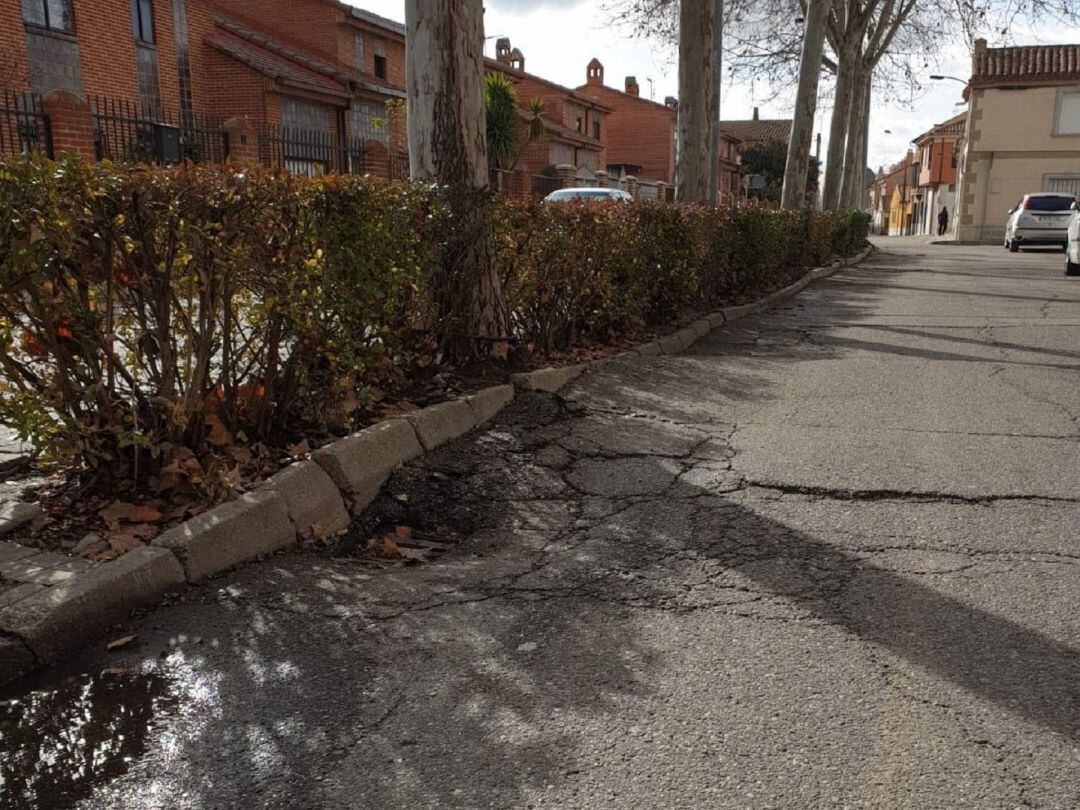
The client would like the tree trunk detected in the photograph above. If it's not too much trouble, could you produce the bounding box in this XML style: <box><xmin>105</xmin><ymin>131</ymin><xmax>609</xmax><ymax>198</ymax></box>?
<box><xmin>676</xmin><ymin>0</ymin><xmax>714</xmax><ymax>203</ymax></box>
<box><xmin>405</xmin><ymin>0</ymin><xmax>506</xmax><ymax>355</ymax></box>
<box><xmin>707</xmin><ymin>0</ymin><xmax>723</xmax><ymax>205</ymax></box>
<box><xmin>780</xmin><ymin>0</ymin><xmax>829</xmax><ymax>210</ymax></box>
<box><xmin>840</xmin><ymin>62</ymin><xmax>870</xmax><ymax>211</ymax></box>
<box><xmin>821</xmin><ymin>46</ymin><xmax>855</xmax><ymax>211</ymax></box>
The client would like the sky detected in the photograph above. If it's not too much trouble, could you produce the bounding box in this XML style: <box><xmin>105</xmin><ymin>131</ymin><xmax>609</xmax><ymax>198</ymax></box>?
<box><xmin>347</xmin><ymin>0</ymin><xmax>1067</xmax><ymax>175</ymax></box>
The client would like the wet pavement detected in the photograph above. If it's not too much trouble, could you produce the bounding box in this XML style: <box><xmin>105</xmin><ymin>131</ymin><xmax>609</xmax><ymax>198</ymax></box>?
<box><xmin>2</xmin><ymin>239</ymin><xmax>1080</xmax><ymax>808</ymax></box>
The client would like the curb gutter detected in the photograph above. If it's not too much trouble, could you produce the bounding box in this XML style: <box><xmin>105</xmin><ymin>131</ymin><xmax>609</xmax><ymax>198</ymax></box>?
<box><xmin>0</xmin><ymin>247</ymin><xmax>872</xmax><ymax>685</ymax></box>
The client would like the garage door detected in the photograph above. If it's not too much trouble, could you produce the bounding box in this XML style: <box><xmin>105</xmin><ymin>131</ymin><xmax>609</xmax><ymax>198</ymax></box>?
<box><xmin>1045</xmin><ymin>175</ymin><xmax>1080</xmax><ymax>196</ymax></box>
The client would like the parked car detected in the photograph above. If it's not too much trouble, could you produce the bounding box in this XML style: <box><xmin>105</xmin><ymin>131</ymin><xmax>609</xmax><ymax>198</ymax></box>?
<box><xmin>543</xmin><ymin>187</ymin><xmax>633</xmax><ymax>203</ymax></box>
<box><xmin>1066</xmin><ymin>201</ymin><xmax>1080</xmax><ymax>276</ymax></box>
<box><xmin>1004</xmin><ymin>192</ymin><xmax>1077</xmax><ymax>252</ymax></box>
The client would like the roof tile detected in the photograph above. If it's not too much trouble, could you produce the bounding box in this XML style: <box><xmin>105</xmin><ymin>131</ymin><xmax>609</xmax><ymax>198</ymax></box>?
<box><xmin>718</xmin><ymin>119</ymin><xmax>793</xmax><ymax>143</ymax></box>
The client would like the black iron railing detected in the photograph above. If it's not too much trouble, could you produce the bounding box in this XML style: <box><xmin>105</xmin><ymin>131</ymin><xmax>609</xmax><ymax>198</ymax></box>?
<box><xmin>92</xmin><ymin>96</ymin><xmax>227</xmax><ymax>164</ymax></box>
<box><xmin>258</xmin><ymin>125</ymin><xmax>409</xmax><ymax>179</ymax></box>
<box><xmin>0</xmin><ymin>90</ymin><xmax>51</xmax><ymax>159</ymax></box>
<box><xmin>530</xmin><ymin>174</ymin><xmax>562</xmax><ymax>197</ymax></box>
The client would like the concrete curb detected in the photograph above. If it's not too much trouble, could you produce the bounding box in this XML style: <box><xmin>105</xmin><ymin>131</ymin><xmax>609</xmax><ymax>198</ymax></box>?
<box><xmin>0</xmin><ymin>243</ymin><xmax>873</xmax><ymax>686</ymax></box>
<box><xmin>404</xmin><ymin>400</ymin><xmax>476</xmax><ymax>451</ymax></box>
<box><xmin>153</xmin><ymin>491</ymin><xmax>295</xmax><ymax>584</ymax></box>
<box><xmin>510</xmin><ymin>363</ymin><xmax>589</xmax><ymax>392</ymax></box>
<box><xmin>0</xmin><ymin>546</ymin><xmax>185</xmax><ymax>664</ymax></box>
<box><xmin>313</xmin><ymin>419</ymin><xmax>424</xmax><ymax>515</ymax></box>
<box><xmin>525</xmin><ymin>243</ymin><xmax>875</xmax><ymax>392</ymax></box>
<box><xmin>258</xmin><ymin>460</ymin><xmax>350</xmax><ymax>541</ymax></box>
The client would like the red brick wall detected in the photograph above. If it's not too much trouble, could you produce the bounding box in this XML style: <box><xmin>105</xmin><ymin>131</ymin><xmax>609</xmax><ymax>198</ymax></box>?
<box><xmin>576</xmin><ymin>81</ymin><xmax>675</xmax><ymax>184</ymax></box>
<box><xmin>0</xmin><ymin>0</ymin><xmax>32</xmax><ymax>91</ymax></box>
<box><xmin>202</xmin><ymin>46</ymin><xmax>269</xmax><ymax>123</ymax></box>
<box><xmin>519</xmin><ymin>129</ymin><xmax>553</xmax><ymax>173</ymax></box>
<box><xmin>77</xmin><ymin>0</ymin><xmax>180</xmax><ymax>109</ymax></box>
<box><xmin>0</xmin><ymin>0</ymin><xmax>181</xmax><ymax>108</ymax></box>
<box><xmin>214</xmin><ymin>0</ymin><xmax>344</xmax><ymax>62</ymax></box>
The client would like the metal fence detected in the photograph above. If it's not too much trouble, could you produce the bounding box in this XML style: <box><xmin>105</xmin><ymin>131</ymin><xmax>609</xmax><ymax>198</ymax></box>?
<box><xmin>92</xmin><ymin>96</ymin><xmax>227</xmax><ymax>164</ymax></box>
<box><xmin>0</xmin><ymin>90</ymin><xmax>51</xmax><ymax>159</ymax></box>
<box><xmin>530</xmin><ymin>173</ymin><xmax>561</xmax><ymax>198</ymax></box>
<box><xmin>258</xmin><ymin>126</ymin><xmax>409</xmax><ymax>179</ymax></box>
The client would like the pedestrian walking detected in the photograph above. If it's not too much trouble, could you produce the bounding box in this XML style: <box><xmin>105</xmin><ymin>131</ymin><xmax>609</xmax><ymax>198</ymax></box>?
<box><xmin>938</xmin><ymin>206</ymin><xmax>949</xmax><ymax>236</ymax></box>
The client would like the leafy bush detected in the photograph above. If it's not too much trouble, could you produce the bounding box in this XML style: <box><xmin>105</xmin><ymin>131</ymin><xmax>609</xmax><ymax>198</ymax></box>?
<box><xmin>0</xmin><ymin>155</ymin><xmax>868</xmax><ymax>493</ymax></box>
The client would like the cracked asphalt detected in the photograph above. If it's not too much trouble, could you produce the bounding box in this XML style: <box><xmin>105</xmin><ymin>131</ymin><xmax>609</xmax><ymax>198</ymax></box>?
<box><xmin>5</xmin><ymin>237</ymin><xmax>1080</xmax><ymax>809</ymax></box>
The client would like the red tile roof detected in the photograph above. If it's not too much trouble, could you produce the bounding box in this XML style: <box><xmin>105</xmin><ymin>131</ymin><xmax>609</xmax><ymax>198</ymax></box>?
<box><xmin>208</xmin><ymin>18</ymin><xmax>350</xmax><ymax>98</ymax></box>
<box><xmin>913</xmin><ymin>111</ymin><xmax>966</xmax><ymax>145</ymax></box>
<box><xmin>971</xmin><ymin>39</ymin><xmax>1080</xmax><ymax>86</ymax></box>
<box><xmin>718</xmin><ymin>118</ymin><xmax>792</xmax><ymax>143</ymax></box>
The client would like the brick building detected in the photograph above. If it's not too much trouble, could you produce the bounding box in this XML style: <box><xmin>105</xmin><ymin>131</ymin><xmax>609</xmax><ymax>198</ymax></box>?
<box><xmin>575</xmin><ymin>58</ymin><xmax>743</xmax><ymax>200</ymax></box>
<box><xmin>0</xmin><ymin>0</ymin><xmax>406</xmax><ymax>173</ymax></box>
<box><xmin>718</xmin><ymin>108</ymin><xmax>793</xmax><ymax>151</ymax></box>
<box><xmin>0</xmin><ymin>0</ymin><xmax>700</xmax><ymax>196</ymax></box>
<box><xmin>491</xmin><ymin>40</ymin><xmax>610</xmax><ymax>184</ymax></box>
<box><xmin>206</xmin><ymin>3</ymin><xmax>612</xmax><ymax>186</ymax></box>
<box><xmin>955</xmin><ymin>39</ymin><xmax>1080</xmax><ymax>242</ymax></box>
<box><xmin>911</xmin><ymin>112</ymin><xmax>964</xmax><ymax>236</ymax></box>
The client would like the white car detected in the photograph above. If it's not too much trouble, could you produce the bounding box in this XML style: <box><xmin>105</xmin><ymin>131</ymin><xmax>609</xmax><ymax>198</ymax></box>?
<box><xmin>1004</xmin><ymin>192</ymin><xmax>1076</xmax><ymax>252</ymax></box>
<box><xmin>1066</xmin><ymin>201</ymin><xmax>1080</xmax><ymax>276</ymax></box>
<box><xmin>543</xmin><ymin>187</ymin><xmax>633</xmax><ymax>203</ymax></box>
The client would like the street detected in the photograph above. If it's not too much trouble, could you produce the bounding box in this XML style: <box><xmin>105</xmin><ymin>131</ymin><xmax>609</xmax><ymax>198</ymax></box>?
<box><xmin>4</xmin><ymin>237</ymin><xmax>1080</xmax><ymax>808</ymax></box>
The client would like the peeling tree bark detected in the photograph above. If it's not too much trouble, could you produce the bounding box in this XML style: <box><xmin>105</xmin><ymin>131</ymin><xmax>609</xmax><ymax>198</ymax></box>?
<box><xmin>707</xmin><ymin>0</ymin><xmax>723</xmax><ymax>205</ymax></box>
<box><xmin>405</xmin><ymin>0</ymin><xmax>506</xmax><ymax>356</ymax></box>
<box><xmin>780</xmin><ymin>0</ymin><xmax>829</xmax><ymax>210</ymax></box>
<box><xmin>840</xmin><ymin>59</ymin><xmax>870</xmax><ymax>211</ymax></box>
<box><xmin>676</xmin><ymin>0</ymin><xmax>714</xmax><ymax>203</ymax></box>
<box><xmin>821</xmin><ymin>45</ymin><xmax>855</xmax><ymax>211</ymax></box>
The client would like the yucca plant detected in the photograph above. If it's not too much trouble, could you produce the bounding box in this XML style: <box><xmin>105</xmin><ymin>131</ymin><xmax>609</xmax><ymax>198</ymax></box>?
<box><xmin>485</xmin><ymin>73</ymin><xmax>520</xmax><ymax>171</ymax></box>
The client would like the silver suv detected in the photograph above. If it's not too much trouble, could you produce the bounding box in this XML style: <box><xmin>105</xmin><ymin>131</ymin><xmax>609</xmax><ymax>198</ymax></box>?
<box><xmin>1004</xmin><ymin>192</ymin><xmax>1076</xmax><ymax>252</ymax></box>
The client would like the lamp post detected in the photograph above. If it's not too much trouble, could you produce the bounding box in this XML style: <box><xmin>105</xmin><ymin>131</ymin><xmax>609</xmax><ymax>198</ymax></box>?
<box><xmin>929</xmin><ymin>75</ymin><xmax>968</xmax><ymax>85</ymax></box>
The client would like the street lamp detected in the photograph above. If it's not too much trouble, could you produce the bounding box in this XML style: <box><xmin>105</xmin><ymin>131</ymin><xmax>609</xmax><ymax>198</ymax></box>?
<box><xmin>929</xmin><ymin>75</ymin><xmax>968</xmax><ymax>85</ymax></box>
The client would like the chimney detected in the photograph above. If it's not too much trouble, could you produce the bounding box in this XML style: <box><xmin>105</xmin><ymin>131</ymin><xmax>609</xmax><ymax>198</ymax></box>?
<box><xmin>752</xmin><ymin>106</ymin><xmax>759</xmax><ymax>121</ymax></box>
<box><xmin>973</xmin><ymin>37</ymin><xmax>987</xmax><ymax>77</ymax></box>
<box><xmin>510</xmin><ymin>47</ymin><xmax>524</xmax><ymax>71</ymax></box>
<box><xmin>664</xmin><ymin>96</ymin><xmax>678</xmax><ymax>110</ymax></box>
<box><xmin>625</xmin><ymin>75</ymin><xmax>639</xmax><ymax>96</ymax></box>
<box><xmin>586</xmin><ymin>58</ymin><xmax>604</xmax><ymax>86</ymax></box>
<box><xmin>495</xmin><ymin>37</ymin><xmax>512</xmax><ymax>65</ymax></box>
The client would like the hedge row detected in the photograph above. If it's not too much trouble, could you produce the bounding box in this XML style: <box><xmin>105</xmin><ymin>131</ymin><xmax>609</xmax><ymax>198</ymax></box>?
<box><xmin>0</xmin><ymin>156</ymin><xmax>868</xmax><ymax>492</ymax></box>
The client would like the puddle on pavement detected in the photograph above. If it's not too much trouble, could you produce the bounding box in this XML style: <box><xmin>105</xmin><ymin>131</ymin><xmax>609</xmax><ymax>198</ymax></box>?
<box><xmin>0</xmin><ymin>666</ymin><xmax>177</xmax><ymax>809</ymax></box>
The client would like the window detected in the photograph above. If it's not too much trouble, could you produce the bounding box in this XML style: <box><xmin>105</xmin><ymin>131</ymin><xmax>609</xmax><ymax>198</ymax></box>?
<box><xmin>1045</xmin><ymin>176</ymin><xmax>1080</xmax><ymax>197</ymax></box>
<box><xmin>575</xmin><ymin>116</ymin><xmax>583</xmax><ymax>133</ymax></box>
<box><xmin>592</xmin><ymin>120</ymin><xmax>601</xmax><ymax>140</ymax></box>
<box><xmin>1054</xmin><ymin>88</ymin><xmax>1080</xmax><ymax>135</ymax></box>
<box><xmin>354</xmin><ymin>35</ymin><xmax>364</xmax><ymax>71</ymax></box>
<box><xmin>373</xmin><ymin>54</ymin><xmax>386</xmax><ymax>79</ymax></box>
<box><xmin>350</xmin><ymin>100</ymin><xmax>387</xmax><ymax>145</ymax></box>
<box><xmin>1024</xmin><ymin>194</ymin><xmax>1074</xmax><ymax>211</ymax></box>
<box><xmin>131</xmin><ymin>0</ymin><xmax>154</xmax><ymax>43</ymax></box>
<box><xmin>22</xmin><ymin>0</ymin><xmax>74</xmax><ymax>33</ymax></box>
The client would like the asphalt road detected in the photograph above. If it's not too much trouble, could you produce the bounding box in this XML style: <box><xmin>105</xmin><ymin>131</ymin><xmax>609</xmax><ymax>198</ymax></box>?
<box><xmin>4</xmin><ymin>238</ymin><xmax>1080</xmax><ymax>809</ymax></box>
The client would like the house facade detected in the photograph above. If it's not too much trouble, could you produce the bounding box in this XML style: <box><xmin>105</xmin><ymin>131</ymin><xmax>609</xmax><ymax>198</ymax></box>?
<box><xmin>956</xmin><ymin>39</ymin><xmax>1080</xmax><ymax>242</ymax></box>
<box><xmin>871</xmin><ymin>152</ymin><xmax>918</xmax><ymax>235</ymax></box>
<box><xmin>718</xmin><ymin>108</ymin><xmax>793</xmax><ymax>152</ymax></box>
<box><xmin>492</xmin><ymin>41</ymin><xmax>610</xmax><ymax>184</ymax></box>
<box><xmin>0</xmin><ymin>0</ymin><xmax>408</xmax><ymax>174</ymax></box>
<box><xmin>575</xmin><ymin>58</ymin><xmax>743</xmax><ymax>201</ymax></box>
<box><xmin>912</xmin><ymin>112</ymin><xmax>965</xmax><ymax>235</ymax></box>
